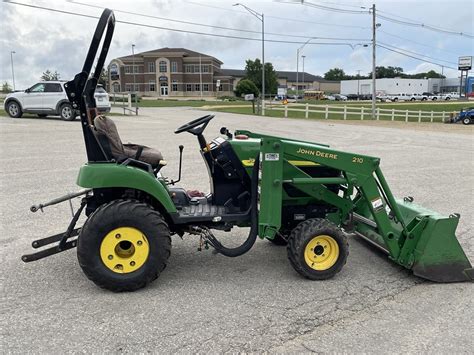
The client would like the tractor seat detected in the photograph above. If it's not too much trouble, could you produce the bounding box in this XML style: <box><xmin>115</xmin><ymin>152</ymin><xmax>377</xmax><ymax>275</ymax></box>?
<box><xmin>93</xmin><ymin>115</ymin><xmax>166</xmax><ymax>169</ymax></box>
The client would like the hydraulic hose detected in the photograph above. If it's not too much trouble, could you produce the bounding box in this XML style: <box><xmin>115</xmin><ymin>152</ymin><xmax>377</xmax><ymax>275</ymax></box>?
<box><xmin>208</xmin><ymin>156</ymin><xmax>259</xmax><ymax>257</ymax></box>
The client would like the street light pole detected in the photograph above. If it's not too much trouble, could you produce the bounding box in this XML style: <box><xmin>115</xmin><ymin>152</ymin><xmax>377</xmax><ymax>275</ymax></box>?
<box><xmin>371</xmin><ymin>3</ymin><xmax>378</xmax><ymax>119</ymax></box>
<box><xmin>132</xmin><ymin>44</ymin><xmax>137</xmax><ymax>107</ymax></box>
<box><xmin>233</xmin><ymin>3</ymin><xmax>265</xmax><ymax>115</ymax></box>
<box><xmin>357</xmin><ymin>69</ymin><xmax>361</xmax><ymax>100</ymax></box>
<box><xmin>296</xmin><ymin>38</ymin><xmax>314</xmax><ymax>102</ymax></box>
<box><xmin>302</xmin><ymin>55</ymin><xmax>306</xmax><ymax>91</ymax></box>
<box><xmin>10</xmin><ymin>51</ymin><xmax>16</xmax><ymax>91</ymax></box>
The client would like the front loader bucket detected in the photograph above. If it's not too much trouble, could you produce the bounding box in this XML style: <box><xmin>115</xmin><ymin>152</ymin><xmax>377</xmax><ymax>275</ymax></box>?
<box><xmin>354</xmin><ymin>198</ymin><xmax>473</xmax><ymax>283</ymax></box>
<box><xmin>410</xmin><ymin>214</ymin><xmax>473</xmax><ymax>282</ymax></box>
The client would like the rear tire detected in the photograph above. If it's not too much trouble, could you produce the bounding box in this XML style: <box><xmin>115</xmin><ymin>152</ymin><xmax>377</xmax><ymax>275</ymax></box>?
<box><xmin>287</xmin><ymin>218</ymin><xmax>348</xmax><ymax>280</ymax></box>
<box><xmin>60</xmin><ymin>103</ymin><xmax>75</xmax><ymax>121</ymax></box>
<box><xmin>77</xmin><ymin>199</ymin><xmax>171</xmax><ymax>292</ymax></box>
<box><xmin>6</xmin><ymin>101</ymin><xmax>22</xmax><ymax>118</ymax></box>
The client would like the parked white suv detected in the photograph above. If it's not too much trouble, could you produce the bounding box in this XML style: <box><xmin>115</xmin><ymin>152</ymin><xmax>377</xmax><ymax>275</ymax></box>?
<box><xmin>4</xmin><ymin>81</ymin><xmax>110</xmax><ymax>120</ymax></box>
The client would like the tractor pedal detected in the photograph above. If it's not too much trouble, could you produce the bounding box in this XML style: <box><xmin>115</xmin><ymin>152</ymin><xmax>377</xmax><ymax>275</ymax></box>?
<box><xmin>31</xmin><ymin>228</ymin><xmax>81</xmax><ymax>249</ymax></box>
<box><xmin>22</xmin><ymin>239</ymin><xmax>78</xmax><ymax>262</ymax></box>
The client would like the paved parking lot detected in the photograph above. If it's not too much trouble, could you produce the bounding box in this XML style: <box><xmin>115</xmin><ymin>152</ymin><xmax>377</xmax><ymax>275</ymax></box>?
<box><xmin>1</xmin><ymin>108</ymin><xmax>473</xmax><ymax>353</ymax></box>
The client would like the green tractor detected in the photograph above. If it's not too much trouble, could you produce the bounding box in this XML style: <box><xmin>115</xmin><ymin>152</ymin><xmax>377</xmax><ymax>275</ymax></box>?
<box><xmin>22</xmin><ymin>10</ymin><xmax>473</xmax><ymax>291</ymax></box>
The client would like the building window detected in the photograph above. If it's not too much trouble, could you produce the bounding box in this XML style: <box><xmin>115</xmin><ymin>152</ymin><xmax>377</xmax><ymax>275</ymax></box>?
<box><xmin>185</xmin><ymin>65</ymin><xmax>193</xmax><ymax>73</ymax></box>
<box><xmin>133</xmin><ymin>84</ymin><xmax>140</xmax><ymax>92</ymax></box>
<box><xmin>112</xmin><ymin>82</ymin><xmax>120</xmax><ymax>92</ymax></box>
<box><xmin>171</xmin><ymin>61</ymin><xmax>178</xmax><ymax>73</ymax></box>
<box><xmin>186</xmin><ymin>84</ymin><xmax>192</xmax><ymax>92</ymax></box>
<box><xmin>194</xmin><ymin>64</ymin><xmax>200</xmax><ymax>73</ymax></box>
<box><xmin>125</xmin><ymin>84</ymin><xmax>132</xmax><ymax>91</ymax></box>
<box><xmin>125</xmin><ymin>65</ymin><xmax>140</xmax><ymax>74</ymax></box>
<box><xmin>110</xmin><ymin>63</ymin><xmax>119</xmax><ymax>80</ymax></box>
<box><xmin>202</xmin><ymin>65</ymin><xmax>209</xmax><ymax>73</ymax></box>
<box><xmin>194</xmin><ymin>84</ymin><xmax>200</xmax><ymax>91</ymax></box>
<box><xmin>203</xmin><ymin>84</ymin><xmax>209</xmax><ymax>91</ymax></box>
<box><xmin>159</xmin><ymin>61</ymin><xmax>167</xmax><ymax>72</ymax></box>
<box><xmin>219</xmin><ymin>85</ymin><xmax>223</xmax><ymax>91</ymax></box>
<box><xmin>149</xmin><ymin>81</ymin><xmax>156</xmax><ymax>92</ymax></box>
<box><xmin>172</xmin><ymin>83</ymin><xmax>178</xmax><ymax>91</ymax></box>
<box><xmin>148</xmin><ymin>62</ymin><xmax>155</xmax><ymax>73</ymax></box>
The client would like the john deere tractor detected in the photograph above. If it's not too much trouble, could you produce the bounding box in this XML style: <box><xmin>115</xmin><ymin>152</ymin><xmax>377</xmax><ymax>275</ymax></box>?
<box><xmin>22</xmin><ymin>10</ymin><xmax>473</xmax><ymax>291</ymax></box>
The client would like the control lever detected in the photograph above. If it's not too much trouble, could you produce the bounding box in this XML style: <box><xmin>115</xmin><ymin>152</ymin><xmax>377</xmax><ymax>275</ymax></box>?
<box><xmin>170</xmin><ymin>145</ymin><xmax>184</xmax><ymax>185</ymax></box>
<box><xmin>220</xmin><ymin>126</ymin><xmax>233</xmax><ymax>139</ymax></box>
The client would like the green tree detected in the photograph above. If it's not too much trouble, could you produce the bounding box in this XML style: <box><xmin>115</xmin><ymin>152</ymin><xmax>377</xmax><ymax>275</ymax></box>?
<box><xmin>324</xmin><ymin>68</ymin><xmax>346</xmax><ymax>81</ymax></box>
<box><xmin>367</xmin><ymin>66</ymin><xmax>403</xmax><ymax>79</ymax></box>
<box><xmin>41</xmin><ymin>70</ymin><xmax>61</xmax><ymax>81</ymax></box>
<box><xmin>1</xmin><ymin>81</ymin><xmax>12</xmax><ymax>93</ymax></box>
<box><xmin>98</xmin><ymin>68</ymin><xmax>109</xmax><ymax>89</ymax></box>
<box><xmin>234</xmin><ymin>79</ymin><xmax>259</xmax><ymax>97</ymax></box>
<box><xmin>244</xmin><ymin>58</ymin><xmax>279</xmax><ymax>96</ymax></box>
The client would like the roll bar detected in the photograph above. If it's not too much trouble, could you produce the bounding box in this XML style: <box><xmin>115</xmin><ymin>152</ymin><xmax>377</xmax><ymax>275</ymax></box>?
<box><xmin>64</xmin><ymin>9</ymin><xmax>115</xmax><ymax>162</ymax></box>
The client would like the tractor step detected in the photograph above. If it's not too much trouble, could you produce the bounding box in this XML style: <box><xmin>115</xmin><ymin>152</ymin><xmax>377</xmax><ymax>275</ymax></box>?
<box><xmin>179</xmin><ymin>204</ymin><xmax>228</xmax><ymax>218</ymax></box>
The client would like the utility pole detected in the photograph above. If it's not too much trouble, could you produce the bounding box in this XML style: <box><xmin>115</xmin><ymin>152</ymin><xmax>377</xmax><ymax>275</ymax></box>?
<box><xmin>371</xmin><ymin>3</ymin><xmax>377</xmax><ymax>119</ymax></box>
<box><xmin>10</xmin><ymin>51</ymin><xmax>16</xmax><ymax>91</ymax></box>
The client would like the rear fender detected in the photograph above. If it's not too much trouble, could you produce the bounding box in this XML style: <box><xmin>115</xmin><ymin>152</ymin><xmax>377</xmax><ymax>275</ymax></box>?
<box><xmin>76</xmin><ymin>163</ymin><xmax>177</xmax><ymax>213</ymax></box>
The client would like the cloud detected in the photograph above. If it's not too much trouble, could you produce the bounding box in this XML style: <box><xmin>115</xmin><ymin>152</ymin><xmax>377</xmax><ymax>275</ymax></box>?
<box><xmin>0</xmin><ymin>0</ymin><xmax>471</xmax><ymax>89</ymax></box>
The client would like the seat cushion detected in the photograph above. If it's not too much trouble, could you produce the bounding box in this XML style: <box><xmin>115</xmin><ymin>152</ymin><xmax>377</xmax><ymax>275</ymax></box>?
<box><xmin>93</xmin><ymin>115</ymin><xmax>164</xmax><ymax>168</ymax></box>
<box><xmin>123</xmin><ymin>143</ymin><xmax>164</xmax><ymax>167</ymax></box>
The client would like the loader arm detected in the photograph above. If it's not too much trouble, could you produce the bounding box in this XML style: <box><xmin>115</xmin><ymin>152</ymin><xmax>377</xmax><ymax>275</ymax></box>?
<box><xmin>256</xmin><ymin>135</ymin><xmax>473</xmax><ymax>283</ymax></box>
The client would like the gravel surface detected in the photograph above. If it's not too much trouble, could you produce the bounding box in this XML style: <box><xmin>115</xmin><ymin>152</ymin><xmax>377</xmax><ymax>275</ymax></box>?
<box><xmin>1</xmin><ymin>108</ymin><xmax>473</xmax><ymax>353</ymax></box>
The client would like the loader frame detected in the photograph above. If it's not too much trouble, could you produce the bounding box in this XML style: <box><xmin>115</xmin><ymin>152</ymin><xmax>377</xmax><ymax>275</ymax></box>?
<box><xmin>238</xmin><ymin>130</ymin><xmax>473</xmax><ymax>282</ymax></box>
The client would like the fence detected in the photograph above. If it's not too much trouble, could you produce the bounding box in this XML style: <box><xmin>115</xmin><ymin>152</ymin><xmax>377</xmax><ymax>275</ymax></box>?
<box><xmin>265</xmin><ymin>102</ymin><xmax>450</xmax><ymax>123</ymax></box>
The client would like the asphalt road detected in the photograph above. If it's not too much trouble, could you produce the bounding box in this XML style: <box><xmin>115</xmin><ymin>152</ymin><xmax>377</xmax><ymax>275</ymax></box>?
<box><xmin>1</xmin><ymin>108</ymin><xmax>473</xmax><ymax>353</ymax></box>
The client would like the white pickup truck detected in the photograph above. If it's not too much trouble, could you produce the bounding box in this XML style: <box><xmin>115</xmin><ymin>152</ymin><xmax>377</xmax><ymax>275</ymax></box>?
<box><xmin>386</xmin><ymin>93</ymin><xmax>422</xmax><ymax>102</ymax></box>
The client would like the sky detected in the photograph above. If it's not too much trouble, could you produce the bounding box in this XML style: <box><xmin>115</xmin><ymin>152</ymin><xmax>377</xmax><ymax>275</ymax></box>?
<box><xmin>1</xmin><ymin>0</ymin><xmax>473</xmax><ymax>90</ymax></box>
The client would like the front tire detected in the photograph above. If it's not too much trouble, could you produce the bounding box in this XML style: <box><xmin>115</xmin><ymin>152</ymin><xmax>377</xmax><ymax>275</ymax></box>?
<box><xmin>77</xmin><ymin>200</ymin><xmax>171</xmax><ymax>292</ymax></box>
<box><xmin>6</xmin><ymin>101</ymin><xmax>22</xmax><ymax>118</ymax></box>
<box><xmin>60</xmin><ymin>103</ymin><xmax>75</xmax><ymax>121</ymax></box>
<box><xmin>463</xmin><ymin>117</ymin><xmax>471</xmax><ymax>125</ymax></box>
<box><xmin>287</xmin><ymin>218</ymin><xmax>348</xmax><ymax>280</ymax></box>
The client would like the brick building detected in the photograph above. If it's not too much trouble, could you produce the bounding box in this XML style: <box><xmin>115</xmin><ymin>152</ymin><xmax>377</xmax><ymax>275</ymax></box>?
<box><xmin>108</xmin><ymin>48</ymin><xmax>234</xmax><ymax>97</ymax></box>
<box><xmin>109</xmin><ymin>47</ymin><xmax>341</xmax><ymax>97</ymax></box>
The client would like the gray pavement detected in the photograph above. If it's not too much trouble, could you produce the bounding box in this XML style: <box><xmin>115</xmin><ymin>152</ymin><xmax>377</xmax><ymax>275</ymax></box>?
<box><xmin>1</xmin><ymin>107</ymin><xmax>473</xmax><ymax>353</ymax></box>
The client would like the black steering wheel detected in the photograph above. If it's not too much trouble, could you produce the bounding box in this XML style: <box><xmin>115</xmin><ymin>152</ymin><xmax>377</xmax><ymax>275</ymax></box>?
<box><xmin>174</xmin><ymin>114</ymin><xmax>214</xmax><ymax>135</ymax></box>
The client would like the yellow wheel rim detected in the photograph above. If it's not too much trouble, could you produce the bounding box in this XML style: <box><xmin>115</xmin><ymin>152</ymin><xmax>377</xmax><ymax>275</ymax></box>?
<box><xmin>100</xmin><ymin>227</ymin><xmax>150</xmax><ymax>274</ymax></box>
<box><xmin>304</xmin><ymin>235</ymin><xmax>339</xmax><ymax>271</ymax></box>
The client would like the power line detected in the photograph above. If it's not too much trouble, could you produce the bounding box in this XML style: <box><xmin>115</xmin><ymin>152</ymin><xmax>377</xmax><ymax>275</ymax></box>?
<box><xmin>378</xmin><ymin>42</ymin><xmax>457</xmax><ymax>65</ymax></box>
<box><xmin>299</xmin><ymin>1</ymin><xmax>369</xmax><ymax>14</ymax></box>
<box><xmin>68</xmin><ymin>0</ymin><xmax>369</xmax><ymax>41</ymax></box>
<box><xmin>379</xmin><ymin>30</ymin><xmax>462</xmax><ymax>56</ymax></box>
<box><xmin>377</xmin><ymin>44</ymin><xmax>457</xmax><ymax>70</ymax></box>
<box><xmin>184</xmin><ymin>0</ymin><xmax>369</xmax><ymax>29</ymax></box>
<box><xmin>3</xmin><ymin>1</ymin><xmax>366</xmax><ymax>47</ymax></box>
<box><xmin>376</xmin><ymin>11</ymin><xmax>473</xmax><ymax>38</ymax></box>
